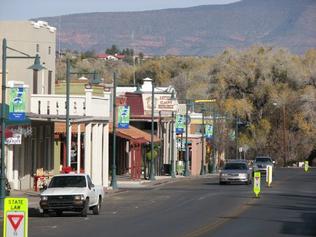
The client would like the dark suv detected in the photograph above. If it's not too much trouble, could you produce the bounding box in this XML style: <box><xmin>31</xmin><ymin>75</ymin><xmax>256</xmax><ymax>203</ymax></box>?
<box><xmin>253</xmin><ymin>156</ymin><xmax>274</xmax><ymax>175</ymax></box>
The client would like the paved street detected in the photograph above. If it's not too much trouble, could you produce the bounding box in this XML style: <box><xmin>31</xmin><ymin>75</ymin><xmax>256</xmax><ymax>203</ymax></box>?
<box><xmin>2</xmin><ymin>168</ymin><xmax>316</xmax><ymax>237</ymax></box>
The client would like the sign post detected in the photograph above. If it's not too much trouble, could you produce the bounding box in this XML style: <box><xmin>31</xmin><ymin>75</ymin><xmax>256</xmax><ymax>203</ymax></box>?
<box><xmin>253</xmin><ymin>171</ymin><xmax>261</xmax><ymax>198</ymax></box>
<box><xmin>266</xmin><ymin>165</ymin><xmax>272</xmax><ymax>187</ymax></box>
<box><xmin>304</xmin><ymin>160</ymin><xmax>309</xmax><ymax>172</ymax></box>
<box><xmin>3</xmin><ymin>198</ymin><xmax>28</xmax><ymax>237</ymax></box>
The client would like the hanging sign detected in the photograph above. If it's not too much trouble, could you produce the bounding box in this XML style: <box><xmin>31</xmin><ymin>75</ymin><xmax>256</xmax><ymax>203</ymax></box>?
<box><xmin>118</xmin><ymin>106</ymin><xmax>130</xmax><ymax>129</ymax></box>
<box><xmin>5</xmin><ymin>133</ymin><xmax>22</xmax><ymax>145</ymax></box>
<box><xmin>253</xmin><ymin>171</ymin><xmax>261</xmax><ymax>198</ymax></box>
<box><xmin>175</xmin><ymin>114</ymin><xmax>185</xmax><ymax>134</ymax></box>
<box><xmin>3</xmin><ymin>197</ymin><xmax>28</xmax><ymax>237</ymax></box>
<box><xmin>9</xmin><ymin>87</ymin><xmax>26</xmax><ymax>121</ymax></box>
<box><xmin>205</xmin><ymin>124</ymin><xmax>213</xmax><ymax>138</ymax></box>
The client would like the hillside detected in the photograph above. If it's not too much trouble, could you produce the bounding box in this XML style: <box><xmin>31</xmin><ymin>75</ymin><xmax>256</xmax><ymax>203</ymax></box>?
<box><xmin>35</xmin><ymin>0</ymin><xmax>316</xmax><ymax>56</ymax></box>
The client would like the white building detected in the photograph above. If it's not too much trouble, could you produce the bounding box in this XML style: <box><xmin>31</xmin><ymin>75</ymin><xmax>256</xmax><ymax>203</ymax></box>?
<box><xmin>0</xmin><ymin>21</ymin><xmax>110</xmax><ymax>190</ymax></box>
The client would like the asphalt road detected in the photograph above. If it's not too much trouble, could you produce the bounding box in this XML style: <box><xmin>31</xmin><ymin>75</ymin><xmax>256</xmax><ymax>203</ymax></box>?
<box><xmin>25</xmin><ymin>168</ymin><xmax>316</xmax><ymax>237</ymax></box>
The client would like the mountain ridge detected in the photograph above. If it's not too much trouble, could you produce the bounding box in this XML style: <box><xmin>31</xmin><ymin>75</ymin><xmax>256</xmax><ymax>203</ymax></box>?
<box><xmin>35</xmin><ymin>0</ymin><xmax>316</xmax><ymax>55</ymax></box>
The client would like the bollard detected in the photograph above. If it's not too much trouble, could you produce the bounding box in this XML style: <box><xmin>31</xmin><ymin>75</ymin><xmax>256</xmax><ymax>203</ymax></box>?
<box><xmin>253</xmin><ymin>171</ymin><xmax>261</xmax><ymax>198</ymax></box>
<box><xmin>266</xmin><ymin>165</ymin><xmax>272</xmax><ymax>187</ymax></box>
<box><xmin>304</xmin><ymin>160</ymin><xmax>309</xmax><ymax>172</ymax></box>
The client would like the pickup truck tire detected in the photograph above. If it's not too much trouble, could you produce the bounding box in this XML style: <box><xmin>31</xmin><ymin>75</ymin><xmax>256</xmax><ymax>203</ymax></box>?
<box><xmin>81</xmin><ymin>198</ymin><xmax>89</xmax><ymax>217</ymax></box>
<box><xmin>43</xmin><ymin>209</ymin><xmax>49</xmax><ymax>216</ymax></box>
<box><xmin>56</xmin><ymin>210</ymin><xmax>63</xmax><ymax>216</ymax></box>
<box><xmin>92</xmin><ymin>197</ymin><xmax>101</xmax><ymax>215</ymax></box>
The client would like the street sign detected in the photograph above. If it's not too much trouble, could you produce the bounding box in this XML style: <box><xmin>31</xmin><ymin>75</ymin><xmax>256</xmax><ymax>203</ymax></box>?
<box><xmin>5</xmin><ymin>133</ymin><xmax>22</xmax><ymax>145</ymax></box>
<box><xmin>3</xmin><ymin>198</ymin><xmax>28</xmax><ymax>237</ymax></box>
<box><xmin>304</xmin><ymin>160</ymin><xmax>309</xmax><ymax>172</ymax></box>
<box><xmin>253</xmin><ymin>171</ymin><xmax>261</xmax><ymax>198</ymax></box>
<box><xmin>266</xmin><ymin>165</ymin><xmax>272</xmax><ymax>187</ymax></box>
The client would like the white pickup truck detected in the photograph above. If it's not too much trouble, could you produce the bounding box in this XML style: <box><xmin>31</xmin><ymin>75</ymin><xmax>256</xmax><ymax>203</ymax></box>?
<box><xmin>39</xmin><ymin>173</ymin><xmax>104</xmax><ymax>217</ymax></box>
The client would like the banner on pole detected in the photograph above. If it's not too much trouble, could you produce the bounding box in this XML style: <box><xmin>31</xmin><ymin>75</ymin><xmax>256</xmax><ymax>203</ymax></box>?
<box><xmin>175</xmin><ymin>114</ymin><xmax>185</xmax><ymax>134</ymax></box>
<box><xmin>9</xmin><ymin>87</ymin><xmax>26</xmax><ymax>121</ymax></box>
<box><xmin>205</xmin><ymin>124</ymin><xmax>213</xmax><ymax>138</ymax></box>
<box><xmin>118</xmin><ymin>106</ymin><xmax>130</xmax><ymax>129</ymax></box>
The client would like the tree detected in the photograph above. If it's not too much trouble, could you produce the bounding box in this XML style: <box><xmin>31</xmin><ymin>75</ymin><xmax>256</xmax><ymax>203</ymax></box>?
<box><xmin>105</xmin><ymin>45</ymin><xmax>120</xmax><ymax>55</ymax></box>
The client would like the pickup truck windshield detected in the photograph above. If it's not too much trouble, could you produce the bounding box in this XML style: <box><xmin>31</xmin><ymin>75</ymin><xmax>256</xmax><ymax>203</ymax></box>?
<box><xmin>49</xmin><ymin>176</ymin><xmax>86</xmax><ymax>188</ymax></box>
<box><xmin>224</xmin><ymin>163</ymin><xmax>248</xmax><ymax>170</ymax></box>
<box><xmin>255</xmin><ymin>157</ymin><xmax>272</xmax><ymax>163</ymax></box>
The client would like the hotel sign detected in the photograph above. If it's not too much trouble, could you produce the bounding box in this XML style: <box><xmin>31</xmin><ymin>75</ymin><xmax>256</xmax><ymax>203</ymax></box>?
<box><xmin>143</xmin><ymin>94</ymin><xmax>176</xmax><ymax>113</ymax></box>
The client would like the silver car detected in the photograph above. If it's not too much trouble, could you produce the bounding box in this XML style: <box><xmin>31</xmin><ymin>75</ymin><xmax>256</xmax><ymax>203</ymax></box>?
<box><xmin>219</xmin><ymin>160</ymin><xmax>252</xmax><ymax>185</ymax></box>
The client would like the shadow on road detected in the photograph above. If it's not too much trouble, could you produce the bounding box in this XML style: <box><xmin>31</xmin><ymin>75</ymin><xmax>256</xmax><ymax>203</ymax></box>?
<box><xmin>281</xmin><ymin>212</ymin><xmax>316</xmax><ymax>236</ymax></box>
<box><xmin>275</xmin><ymin>192</ymin><xmax>316</xmax><ymax>236</ymax></box>
<box><xmin>29</xmin><ymin>208</ymin><xmax>41</xmax><ymax>217</ymax></box>
<box><xmin>28</xmin><ymin>207</ymin><xmax>91</xmax><ymax>218</ymax></box>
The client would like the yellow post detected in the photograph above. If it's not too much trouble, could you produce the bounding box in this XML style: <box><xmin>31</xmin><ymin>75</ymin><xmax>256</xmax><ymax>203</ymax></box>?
<box><xmin>253</xmin><ymin>171</ymin><xmax>261</xmax><ymax>198</ymax></box>
<box><xmin>304</xmin><ymin>161</ymin><xmax>309</xmax><ymax>172</ymax></box>
<box><xmin>266</xmin><ymin>165</ymin><xmax>272</xmax><ymax>187</ymax></box>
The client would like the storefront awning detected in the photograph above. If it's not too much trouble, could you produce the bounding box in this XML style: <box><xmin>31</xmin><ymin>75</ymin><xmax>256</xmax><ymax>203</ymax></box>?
<box><xmin>54</xmin><ymin>123</ymin><xmax>86</xmax><ymax>134</ymax></box>
<box><xmin>109</xmin><ymin>123</ymin><xmax>160</xmax><ymax>144</ymax></box>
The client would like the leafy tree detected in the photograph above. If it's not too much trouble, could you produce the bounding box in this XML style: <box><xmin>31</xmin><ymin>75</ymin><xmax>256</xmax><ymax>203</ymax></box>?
<box><xmin>105</xmin><ymin>45</ymin><xmax>120</xmax><ymax>55</ymax></box>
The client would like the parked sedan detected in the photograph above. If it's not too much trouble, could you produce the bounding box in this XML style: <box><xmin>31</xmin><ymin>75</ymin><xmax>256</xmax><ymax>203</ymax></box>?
<box><xmin>219</xmin><ymin>160</ymin><xmax>252</xmax><ymax>185</ymax></box>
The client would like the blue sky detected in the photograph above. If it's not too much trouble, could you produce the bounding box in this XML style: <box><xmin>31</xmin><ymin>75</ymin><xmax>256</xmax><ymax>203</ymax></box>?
<box><xmin>0</xmin><ymin>0</ymin><xmax>239</xmax><ymax>20</ymax></box>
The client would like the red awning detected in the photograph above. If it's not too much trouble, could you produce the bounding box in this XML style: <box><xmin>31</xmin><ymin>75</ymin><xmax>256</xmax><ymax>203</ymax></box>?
<box><xmin>0</xmin><ymin>128</ymin><xmax>13</xmax><ymax>138</ymax></box>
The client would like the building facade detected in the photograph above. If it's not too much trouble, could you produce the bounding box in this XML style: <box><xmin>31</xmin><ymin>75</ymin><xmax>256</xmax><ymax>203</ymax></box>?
<box><xmin>1</xmin><ymin>21</ymin><xmax>111</xmax><ymax>191</ymax></box>
<box><xmin>0</xmin><ymin>21</ymin><xmax>56</xmax><ymax>190</ymax></box>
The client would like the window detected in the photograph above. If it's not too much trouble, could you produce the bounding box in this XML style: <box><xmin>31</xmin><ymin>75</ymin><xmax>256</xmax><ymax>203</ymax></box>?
<box><xmin>48</xmin><ymin>46</ymin><xmax>51</xmax><ymax>55</ymax></box>
<box><xmin>36</xmin><ymin>44</ymin><xmax>39</xmax><ymax>53</ymax></box>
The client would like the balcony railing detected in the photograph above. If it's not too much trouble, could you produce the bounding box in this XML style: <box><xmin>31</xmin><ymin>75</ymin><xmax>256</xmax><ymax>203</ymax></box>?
<box><xmin>30</xmin><ymin>89</ymin><xmax>111</xmax><ymax>118</ymax></box>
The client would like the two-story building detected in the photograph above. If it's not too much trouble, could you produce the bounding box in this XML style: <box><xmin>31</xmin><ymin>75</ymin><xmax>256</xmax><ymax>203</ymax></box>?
<box><xmin>113</xmin><ymin>78</ymin><xmax>178</xmax><ymax>179</ymax></box>
<box><xmin>0</xmin><ymin>21</ymin><xmax>110</xmax><ymax>190</ymax></box>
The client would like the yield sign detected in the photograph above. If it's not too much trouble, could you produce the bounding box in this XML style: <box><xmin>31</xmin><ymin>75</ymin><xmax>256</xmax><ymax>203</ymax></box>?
<box><xmin>7</xmin><ymin>214</ymin><xmax>24</xmax><ymax>231</ymax></box>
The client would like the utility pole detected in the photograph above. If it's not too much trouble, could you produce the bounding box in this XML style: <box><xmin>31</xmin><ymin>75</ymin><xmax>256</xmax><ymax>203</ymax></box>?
<box><xmin>282</xmin><ymin>104</ymin><xmax>287</xmax><ymax>167</ymax></box>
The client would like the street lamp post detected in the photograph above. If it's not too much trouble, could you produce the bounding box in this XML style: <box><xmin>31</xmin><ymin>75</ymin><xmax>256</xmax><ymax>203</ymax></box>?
<box><xmin>66</xmin><ymin>59</ymin><xmax>71</xmax><ymax>167</ymax></box>
<box><xmin>235</xmin><ymin>117</ymin><xmax>239</xmax><ymax>159</ymax></box>
<box><xmin>65</xmin><ymin>60</ymin><xmax>102</xmax><ymax>169</ymax></box>
<box><xmin>1</xmin><ymin>38</ymin><xmax>44</xmax><ymax>210</ymax></box>
<box><xmin>150</xmin><ymin>82</ymin><xmax>156</xmax><ymax>180</ymax></box>
<box><xmin>111</xmin><ymin>72</ymin><xmax>118</xmax><ymax>189</ymax></box>
<box><xmin>200</xmin><ymin>106</ymin><xmax>205</xmax><ymax>175</ymax></box>
<box><xmin>184</xmin><ymin>100</ymin><xmax>190</xmax><ymax>176</ymax></box>
<box><xmin>170</xmin><ymin>111</ymin><xmax>176</xmax><ymax>178</ymax></box>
